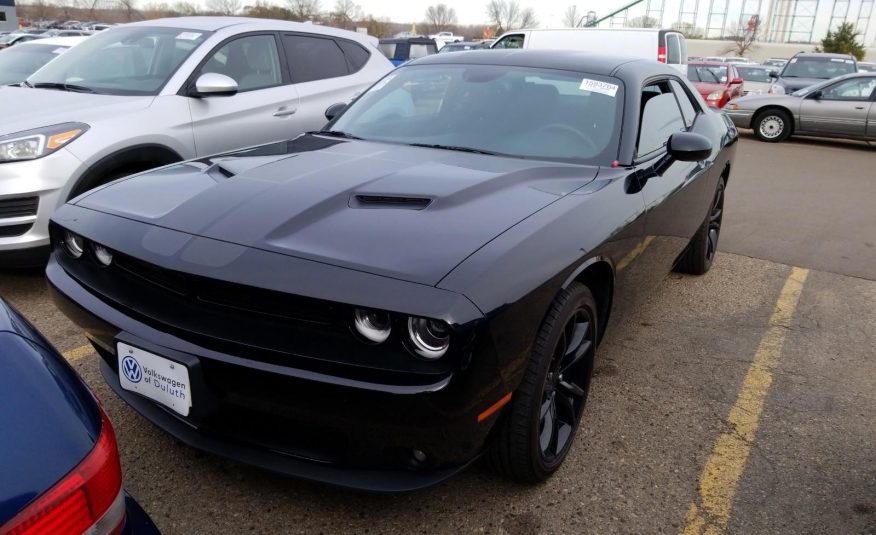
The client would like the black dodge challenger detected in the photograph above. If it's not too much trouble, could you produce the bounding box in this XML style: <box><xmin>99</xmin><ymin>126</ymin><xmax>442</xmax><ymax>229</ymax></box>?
<box><xmin>47</xmin><ymin>50</ymin><xmax>737</xmax><ymax>491</ymax></box>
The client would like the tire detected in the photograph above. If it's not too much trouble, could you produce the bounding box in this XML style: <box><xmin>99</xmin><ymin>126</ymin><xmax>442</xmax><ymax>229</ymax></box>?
<box><xmin>487</xmin><ymin>282</ymin><xmax>598</xmax><ymax>483</ymax></box>
<box><xmin>676</xmin><ymin>177</ymin><xmax>725</xmax><ymax>275</ymax></box>
<box><xmin>752</xmin><ymin>109</ymin><xmax>792</xmax><ymax>142</ymax></box>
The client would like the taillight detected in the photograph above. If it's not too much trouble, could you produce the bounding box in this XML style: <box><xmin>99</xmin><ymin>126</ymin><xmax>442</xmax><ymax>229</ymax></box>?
<box><xmin>0</xmin><ymin>410</ymin><xmax>126</xmax><ymax>535</ymax></box>
<box><xmin>657</xmin><ymin>45</ymin><xmax>667</xmax><ymax>63</ymax></box>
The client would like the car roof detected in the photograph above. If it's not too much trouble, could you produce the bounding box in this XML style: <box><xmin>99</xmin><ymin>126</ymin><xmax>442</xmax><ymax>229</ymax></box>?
<box><xmin>126</xmin><ymin>16</ymin><xmax>375</xmax><ymax>43</ymax></box>
<box><xmin>689</xmin><ymin>61</ymin><xmax>729</xmax><ymax>66</ymax></box>
<box><xmin>792</xmin><ymin>52</ymin><xmax>856</xmax><ymax>59</ymax></box>
<box><xmin>17</xmin><ymin>36</ymin><xmax>88</xmax><ymax>47</ymax></box>
<box><xmin>409</xmin><ymin>49</ymin><xmax>670</xmax><ymax>78</ymax></box>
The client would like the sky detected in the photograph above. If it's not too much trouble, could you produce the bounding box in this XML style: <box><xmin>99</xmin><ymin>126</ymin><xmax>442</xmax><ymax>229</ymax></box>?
<box><xmin>345</xmin><ymin>0</ymin><xmax>875</xmax><ymax>45</ymax></box>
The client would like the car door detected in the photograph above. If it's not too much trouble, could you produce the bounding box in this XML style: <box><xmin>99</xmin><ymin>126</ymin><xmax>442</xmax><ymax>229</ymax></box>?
<box><xmin>636</xmin><ymin>79</ymin><xmax>716</xmax><ymax>274</ymax></box>
<box><xmin>798</xmin><ymin>76</ymin><xmax>876</xmax><ymax>137</ymax></box>
<box><xmin>187</xmin><ymin>33</ymin><xmax>300</xmax><ymax>157</ymax></box>
<box><xmin>279</xmin><ymin>33</ymin><xmax>373</xmax><ymax>131</ymax></box>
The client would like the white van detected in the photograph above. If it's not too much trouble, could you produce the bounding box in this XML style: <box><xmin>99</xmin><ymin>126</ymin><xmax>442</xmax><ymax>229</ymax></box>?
<box><xmin>491</xmin><ymin>28</ymin><xmax>688</xmax><ymax>73</ymax></box>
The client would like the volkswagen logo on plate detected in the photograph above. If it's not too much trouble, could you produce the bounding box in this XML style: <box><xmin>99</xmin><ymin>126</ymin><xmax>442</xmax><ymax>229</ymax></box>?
<box><xmin>122</xmin><ymin>355</ymin><xmax>143</xmax><ymax>383</ymax></box>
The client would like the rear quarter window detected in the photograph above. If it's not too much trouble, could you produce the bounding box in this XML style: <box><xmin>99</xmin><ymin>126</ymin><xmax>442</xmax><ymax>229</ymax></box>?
<box><xmin>337</xmin><ymin>39</ymin><xmax>370</xmax><ymax>73</ymax></box>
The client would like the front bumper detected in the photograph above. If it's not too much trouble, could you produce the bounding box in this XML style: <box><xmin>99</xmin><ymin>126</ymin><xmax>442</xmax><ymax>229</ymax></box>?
<box><xmin>0</xmin><ymin>149</ymin><xmax>84</xmax><ymax>262</ymax></box>
<box><xmin>724</xmin><ymin>109</ymin><xmax>754</xmax><ymax>129</ymax></box>
<box><xmin>47</xmin><ymin>258</ymin><xmax>508</xmax><ymax>492</ymax></box>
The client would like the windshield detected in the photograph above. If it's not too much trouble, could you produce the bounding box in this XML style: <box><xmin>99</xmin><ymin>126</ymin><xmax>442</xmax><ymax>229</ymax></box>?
<box><xmin>736</xmin><ymin>66</ymin><xmax>772</xmax><ymax>83</ymax></box>
<box><xmin>28</xmin><ymin>26</ymin><xmax>211</xmax><ymax>95</ymax></box>
<box><xmin>781</xmin><ymin>57</ymin><xmax>856</xmax><ymax>79</ymax></box>
<box><xmin>0</xmin><ymin>43</ymin><xmax>68</xmax><ymax>85</ymax></box>
<box><xmin>858</xmin><ymin>63</ymin><xmax>876</xmax><ymax>72</ymax></box>
<box><xmin>330</xmin><ymin>64</ymin><xmax>623</xmax><ymax>164</ymax></box>
<box><xmin>687</xmin><ymin>65</ymin><xmax>729</xmax><ymax>84</ymax></box>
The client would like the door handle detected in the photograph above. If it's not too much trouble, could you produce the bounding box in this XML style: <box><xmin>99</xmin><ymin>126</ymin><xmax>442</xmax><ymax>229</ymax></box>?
<box><xmin>273</xmin><ymin>107</ymin><xmax>297</xmax><ymax>117</ymax></box>
<box><xmin>855</xmin><ymin>106</ymin><xmax>865</xmax><ymax>110</ymax></box>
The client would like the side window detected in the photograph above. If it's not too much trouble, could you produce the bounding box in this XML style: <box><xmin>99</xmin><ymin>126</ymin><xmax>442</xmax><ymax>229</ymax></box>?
<box><xmin>409</xmin><ymin>43</ymin><xmax>433</xmax><ymax>59</ymax></box>
<box><xmin>492</xmin><ymin>34</ymin><xmax>525</xmax><ymax>49</ymax></box>
<box><xmin>820</xmin><ymin>77</ymin><xmax>876</xmax><ymax>101</ymax></box>
<box><xmin>670</xmin><ymin>79</ymin><xmax>699</xmax><ymax>126</ymax></box>
<box><xmin>200</xmin><ymin>35</ymin><xmax>282</xmax><ymax>92</ymax></box>
<box><xmin>282</xmin><ymin>34</ymin><xmax>349</xmax><ymax>83</ymax></box>
<box><xmin>337</xmin><ymin>39</ymin><xmax>370</xmax><ymax>73</ymax></box>
<box><xmin>637</xmin><ymin>81</ymin><xmax>687</xmax><ymax>158</ymax></box>
<box><xmin>666</xmin><ymin>34</ymin><xmax>680</xmax><ymax>65</ymax></box>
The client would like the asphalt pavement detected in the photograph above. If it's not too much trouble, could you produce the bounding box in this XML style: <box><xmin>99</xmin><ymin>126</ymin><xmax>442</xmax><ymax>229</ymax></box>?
<box><xmin>1</xmin><ymin>135</ymin><xmax>874</xmax><ymax>534</ymax></box>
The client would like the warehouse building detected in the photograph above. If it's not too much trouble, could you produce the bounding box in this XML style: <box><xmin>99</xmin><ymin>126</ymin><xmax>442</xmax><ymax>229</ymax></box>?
<box><xmin>1</xmin><ymin>0</ymin><xmax>17</xmax><ymax>32</ymax></box>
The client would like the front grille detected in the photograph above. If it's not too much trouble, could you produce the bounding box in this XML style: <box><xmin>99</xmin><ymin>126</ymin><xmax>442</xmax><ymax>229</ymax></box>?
<box><xmin>0</xmin><ymin>197</ymin><xmax>38</xmax><ymax>219</ymax></box>
<box><xmin>0</xmin><ymin>224</ymin><xmax>33</xmax><ymax>237</ymax></box>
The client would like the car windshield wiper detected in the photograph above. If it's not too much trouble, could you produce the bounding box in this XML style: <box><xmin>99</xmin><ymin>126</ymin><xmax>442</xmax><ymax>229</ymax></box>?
<box><xmin>20</xmin><ymin>80</ymin><xmax>33</xmax><ymax>88</ymax></box>
<box><xmin>31</xmin><ymin>82</ymin><xmax>97</xmax><ymax>93</ymax></box>
<box><xmin>408</xmin><ymin>143</ymin><xmax>499</xmax><ymax>156</ymax></box>
<box><xmin>308</xmin><ymin>130</ymin><xmax>362</xmax><ymax>140</ymax></box>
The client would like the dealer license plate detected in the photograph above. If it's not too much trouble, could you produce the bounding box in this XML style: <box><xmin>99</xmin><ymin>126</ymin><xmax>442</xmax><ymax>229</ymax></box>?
<box><xmin>117</xmin><ymin>342</ymin><xmax>192</xmax><ymax>416</ymax></box>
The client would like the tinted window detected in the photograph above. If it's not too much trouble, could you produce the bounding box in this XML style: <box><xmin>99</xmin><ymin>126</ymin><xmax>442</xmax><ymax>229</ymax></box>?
<box><xmin>666</xmin><ymin>34</ymin><xmax>680</xmax><ymax>64</ymax></box>
<box><xmin>492</xmin><ymin>34</ymin><xmax>524</xmax><ymax>49</ymax></box>
<box><xmin>337</xmin><ymin>39</ymin><xmax>369</xmax><ymax>72</ymax></box>
<box><xmin>670</xmin><ymin>79</ymin><xmax>698</xmax><ymax>126</ymax></box>
<box><xmin>332</xmin><ymin>64</ymin><xmax>624</xmax><ymax>165</ymax></box>
<box><xmin>736</xmin><ymin>66</ymin><xmax>772</xmax><ymax>82</ymax></box>
<box><xmin>200</xmin><ymin>34</ymin><xmax>282</xmax><ymax>91</ymax></box>
<box><xmin>637</xmin><ymin>82</ymin><xmax>686</xmax><ymax>157</ymax></box>
<box><xmin>821</xmin><ymin>77</ymin><xmax>876</xmax><ymax>100</ymax></box>
<box><xmin>782</xmin><ymin>56</ymin><xmax>856</xmax><ymax>79</ymax></box>
<box><xmin>283</xmin><ymin>34</ymin><xmax>349</xmax><ymax>83</ymax></box>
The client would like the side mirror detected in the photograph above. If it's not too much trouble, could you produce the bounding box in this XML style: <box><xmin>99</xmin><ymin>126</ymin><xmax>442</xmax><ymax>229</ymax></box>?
<box><xmin>809</xmin><ymin>89</ymin><xmax>823</xmax><ymax>100</ymax></box>
<box><xmin>730</xmin><ymin>77</ymin><xmax>743</xmax><ymax>85</ymax></box>
<box><xmin>667</xmin><ymin>132</ymin><xmax>712</xmax><ymax>162</ymax></box>
<box><xmin>769</xmin><ymin>71</ymin><xmax>779</xmax><ymax>79</ymax></box>
<box><xmin>191</xmin><ymin>73</ymin><xmax>238</xmax><ymax>98</ymax></box>
<box><xmin>325</xmin><ymin>102</ymin><xmax>347</xmax><ymax>121</ymax></box>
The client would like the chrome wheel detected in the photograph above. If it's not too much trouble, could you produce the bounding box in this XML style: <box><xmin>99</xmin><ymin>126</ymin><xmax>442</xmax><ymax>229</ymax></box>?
<box><xmin>758</xmin><ymin>115</ymin><xmax>785</xmax><ymax>139</ymax></box>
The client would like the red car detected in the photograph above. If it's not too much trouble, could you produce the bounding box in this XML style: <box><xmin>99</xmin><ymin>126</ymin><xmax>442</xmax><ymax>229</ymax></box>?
<box><xmin>686</xmin><ymin>62</ymin><xmax>744</xmax><ymax>108</ymax></box>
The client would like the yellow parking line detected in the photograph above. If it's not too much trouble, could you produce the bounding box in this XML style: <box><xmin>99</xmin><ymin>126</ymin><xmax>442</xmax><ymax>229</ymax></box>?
<box><xmin>62</xmin><ymin>344</ymin><xmax>94</xmax><ymax>362</ymax></box>
<box><xmin>680</xmin><ymin>266</ymin><xmax>809</xmax><ymax>535</ymax></box>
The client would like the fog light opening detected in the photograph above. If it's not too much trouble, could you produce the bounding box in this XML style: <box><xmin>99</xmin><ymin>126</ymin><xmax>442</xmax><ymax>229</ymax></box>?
<box><xmin>409</xmin><ymin>448</ymin><xmax>428</xmax><ymax>469</ymax></box>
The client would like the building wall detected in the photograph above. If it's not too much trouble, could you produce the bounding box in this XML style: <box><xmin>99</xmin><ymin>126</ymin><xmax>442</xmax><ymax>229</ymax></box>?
<box><xmin>687</xmin><ymin>39</ymin><xmax>876</xmax><ymax>63</ymax></box>
<box><xmin>0</xmin><ymin>0</ymin><xmax>17</xmax><ymax>32</ymax></box>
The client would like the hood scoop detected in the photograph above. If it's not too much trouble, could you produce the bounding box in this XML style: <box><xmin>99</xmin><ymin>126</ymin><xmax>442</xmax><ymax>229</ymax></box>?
<box><xmin>350</xmin><ymin>195</ymin><xmax>433</xmax><ymax>210</ymax></box>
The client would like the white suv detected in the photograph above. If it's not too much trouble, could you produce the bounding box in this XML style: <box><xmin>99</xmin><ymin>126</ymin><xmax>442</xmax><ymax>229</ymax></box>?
<box><xmin>0</xmin><ymin>17</ymin><xmax>392</xmax><ymax>265</ymax></box>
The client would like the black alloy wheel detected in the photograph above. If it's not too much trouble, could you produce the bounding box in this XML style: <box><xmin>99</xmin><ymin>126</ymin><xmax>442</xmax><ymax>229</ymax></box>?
<box><xmin>487</xmin><ymin>282</ymin><xmax>598</xmax><ymax>483</ymax></box>
<box><xmin>675</xmin><ymin>177</ymin><xmax>726</xmax><ymax>276</ymax></box>
<box><xmin>538</xmin><ymin>307</ymin><xmax>594</xmax><ymax>464</ymax></box>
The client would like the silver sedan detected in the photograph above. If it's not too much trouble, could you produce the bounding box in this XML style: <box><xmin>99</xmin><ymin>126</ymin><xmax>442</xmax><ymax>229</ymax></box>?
<box><xmin>725</xmin><ymin>72</ymin><xmax>876</xmax><ymax>142</ymax></box>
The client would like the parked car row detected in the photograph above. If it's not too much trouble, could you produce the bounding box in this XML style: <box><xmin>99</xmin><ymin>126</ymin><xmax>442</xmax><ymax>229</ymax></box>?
<box><xmin>0</xmin><ymin>36</ymin><xmax>88</xmax><ymax>85</ymax></box>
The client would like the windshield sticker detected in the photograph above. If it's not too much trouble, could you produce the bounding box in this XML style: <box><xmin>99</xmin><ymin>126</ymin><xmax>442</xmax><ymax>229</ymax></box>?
<box><xmin>579</xmin><ymin>78</ymin><xmax>619</xmax><ymax>97</ymax></box>
<box><xmin>176</xmin><ymin>32</ymin><xmax>202</xmax><ymax>40</ymax></box>
<box><xmin>52</xmin><ymin>47</ymin><xmax>66</xmax><ymax>54</ymax></box>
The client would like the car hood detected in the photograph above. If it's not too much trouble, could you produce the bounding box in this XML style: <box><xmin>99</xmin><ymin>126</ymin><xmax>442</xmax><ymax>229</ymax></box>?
<box><xmin>0</xmin><ymin>86</ymin><xmax>153</xmax><ymax>136</ymax></box>
<box><xmin>693</xmin><ymin>81</ymin><xmax>728</xmax><ymax>95</ymax></box>
<box><xmin>775</xmin><ymin>77</ymin><xmax>824</xmax><ymax>92</ymax></box>
<box><xmin>75</xmin><ymin>137</ymin><xmax>599</xmax><ymax>286</ymax></box>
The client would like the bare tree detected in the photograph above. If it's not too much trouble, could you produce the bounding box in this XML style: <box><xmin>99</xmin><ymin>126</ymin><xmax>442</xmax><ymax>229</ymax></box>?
<box><xmin>206</xmin><ymin>0</ymin><xmax>241</xmax><ymax>15</ymax></box>
<box><xmin>171</xmin><ymin>0</ymin><xmax>199</xmax><ymax>15</ymax></box>
<box><xmin>424</xmin><ymin>4</ymin><xmax>457</xmax><ymax>34</ymax></box>
<box><xmin>722</xmin><ymin>15</ymin><xmax>761</xmax><ymax>56</ymax></box>
<box><xmin>329</xmin><ymin>0</ymin><xmax>362</xmax><ymax>29</ymax></box>
<box><xmin>286</xmin><ymin>0</ymin><xmax>321</xmax><ymax>21</ymax></box>
<box><xmin>625</xmin><ymin>15</ymin><xmax>659</xmax><ymax>28</ymax></box>
<box><xmin>363</xmin><ymin>15</ymin><xmax>392</xmax><ymax>38</ymax></box>
<box><xmin>671</xmin><ymin>21</ymin><xmax>704</xmax><ymax>39</ymax></box>
<box><xmin>486</xmin><ymin>0</ymin><xmax>536</xmax><ymax>34</ymax></box>
<box><xmin>27</xmin><ymin>0</ymin><xmax>54</xmax><ymax>21</ymax></box>
<box><xmin>563</xmin><ymin>5</ymin><xmax>586</xmax><ymax>28</ymax></box>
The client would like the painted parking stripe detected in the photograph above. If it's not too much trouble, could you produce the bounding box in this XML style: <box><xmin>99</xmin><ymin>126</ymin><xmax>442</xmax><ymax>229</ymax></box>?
<box><xmin>680</xmin><ymin>266</ymin><xmax>809</xmax><ymax>535</ymax></box>
<box><xmin>63</xmin><ymin>344</ymin><xmax>94</xmax><ymax>362</ymax></box>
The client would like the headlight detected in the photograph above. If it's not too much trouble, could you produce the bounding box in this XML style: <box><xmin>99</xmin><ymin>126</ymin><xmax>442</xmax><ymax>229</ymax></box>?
<box><xmin>0</xmin><ymin>122</ymin><xmax>89</xmax><ymax>163</ymax></box>
<box><xmin>768</xmin><ymin>84</ymin><xmax>785</xmax><ymax>95</ymax></box>
<box><xmin>353</xmin><ymin>308</ymin><xmax>392</xmax><ymax>344</ymax></box>
<box><xmin>707</xmin><ymin>91</ymin><xmax>725</xmax><ymax>100</ymax></box>
<box><xmin>92</xmin><ymin>243</ymin><xmax>113</xmax><ymax>266</ymax></box>
<box><xmin>63</xmin><ymin>231</ymin><xmax>85</xmax><ymax>259</ymax></box>
<box><xmin>407</xmin><ymin>317</ymin><xmax>450</xmax><ymax>360</ymax></box>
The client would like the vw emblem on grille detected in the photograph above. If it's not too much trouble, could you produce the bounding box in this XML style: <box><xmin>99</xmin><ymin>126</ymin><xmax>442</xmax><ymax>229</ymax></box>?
<box><xmin>122</xmin><ymin>355</ymin><xmax>142</xmax><ymax>383</ymax></box>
